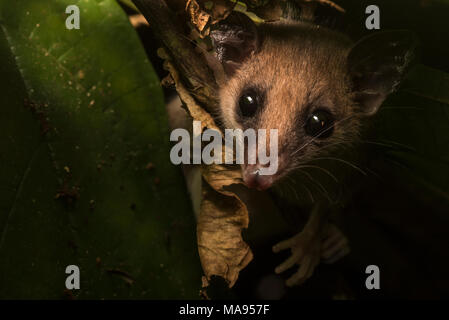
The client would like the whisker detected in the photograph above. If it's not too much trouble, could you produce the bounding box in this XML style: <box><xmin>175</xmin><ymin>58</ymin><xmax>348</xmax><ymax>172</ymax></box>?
<box><xmin>360</xmin><ymin>139</ymin><xmax>416</xmax><ymax>152</ymax></box>
<box><xmin>294</xmin><ymin>165</ymin><xmax>339</xmax><ymax>183</ymax></box>
<box><xmin>303</xmin><ymin>183</ymin><xmax>314</xmax><ymax>203</ymax></box>
<box><xmin>297</xmin><ymin>169</ymin><xmax>333</xmax><ymax>203</ymax></box>
<box><xmin>285</xmin><ymin>178</ymin><xmax>301</xmax><ymax>202</ymax></box>
<box><xmin>376</xmin><ymin>139</ymin><xmax>416</xmax><ymax>152</ymax></box>
<box><xmin>312</xmin><ymin>156</ymin><xmax>367</xmax><ymax>176</ymax></box>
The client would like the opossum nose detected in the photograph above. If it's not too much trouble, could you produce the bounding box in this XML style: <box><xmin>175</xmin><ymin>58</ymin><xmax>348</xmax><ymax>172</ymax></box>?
<box><xmin>242</xmin><ymin>164</ymin><xmax>274</xmax><ymax>191</ymax></box>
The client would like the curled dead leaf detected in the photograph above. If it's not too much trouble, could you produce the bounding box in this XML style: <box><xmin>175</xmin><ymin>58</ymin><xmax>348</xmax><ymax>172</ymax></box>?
<box><xmin>186</xmin><ymin>0</ymin><xmax>236</xmax><ymax>37</ymax></box>
<box><xmin>204</xmin><ymin>0</ymin><xmax>236</xmax><ymax>24</ymax></box>
<box><xmin>198</xmin><ymin>180</ymin><xmax>253</xmax><ymax>288</ymax></box>
<box><xmin>186</xmin><ymin>0</ymin><xmax>210</xmax><ymax>35</ymax></box>
<box><xmin>163</xmin><ymin>52</ymin><xmax>252</xmax><ymax>288</ymax></box>
<box><xmin>164</xmin><ymin>59</ymin><xmax>219</xmax><ymax>131</ymax></box>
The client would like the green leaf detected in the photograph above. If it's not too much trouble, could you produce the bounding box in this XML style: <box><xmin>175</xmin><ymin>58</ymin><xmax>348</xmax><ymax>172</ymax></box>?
<box><xmin>0</xmin><ymin>0</ymin><xmax>201</xmax><ymax>298</ymax></box>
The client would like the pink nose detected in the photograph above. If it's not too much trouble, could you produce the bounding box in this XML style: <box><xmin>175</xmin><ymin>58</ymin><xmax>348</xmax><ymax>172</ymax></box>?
<box><xmin>242</xmin><ymin>164</ymin><xmax>274</xmax><ymax>191</ymax></box>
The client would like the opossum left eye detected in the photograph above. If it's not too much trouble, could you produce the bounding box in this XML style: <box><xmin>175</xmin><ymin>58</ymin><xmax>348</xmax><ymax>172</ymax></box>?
<box><xmin>305</xmin><ymin>109</ymin><xmax>335</xmax><ymax>139</ymax></box>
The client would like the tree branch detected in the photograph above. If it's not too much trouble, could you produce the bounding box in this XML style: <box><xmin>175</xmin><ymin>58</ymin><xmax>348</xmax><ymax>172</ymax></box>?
<box><xmin>131</xmin><ymin>0</ymin><xmax>218</xmax><ymax>108</ymax></box>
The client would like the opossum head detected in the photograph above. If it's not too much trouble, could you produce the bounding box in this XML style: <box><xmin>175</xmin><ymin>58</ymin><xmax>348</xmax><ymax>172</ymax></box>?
<box><xmin>210</xmin><ymin>12</ymin><xmax>417</xmax><ymax>191</ymax></box>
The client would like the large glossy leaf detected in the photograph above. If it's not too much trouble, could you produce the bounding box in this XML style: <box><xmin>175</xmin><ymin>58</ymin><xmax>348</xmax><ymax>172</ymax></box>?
<box><xmin>0</xmin><ymin>0</ymin><xmax>201</xmax><ymax>299</ymax></box>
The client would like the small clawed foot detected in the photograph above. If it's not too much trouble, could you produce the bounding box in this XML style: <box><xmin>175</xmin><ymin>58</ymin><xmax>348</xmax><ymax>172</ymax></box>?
<box><xmin>272</xmin><ymin>223</ymin><xmax>350</xmax><ymax>287</ymax></box>
<box><xmin>272</xmin><ymin>231</ymin><xmax>320</xmax><ymax>287</ymax></box>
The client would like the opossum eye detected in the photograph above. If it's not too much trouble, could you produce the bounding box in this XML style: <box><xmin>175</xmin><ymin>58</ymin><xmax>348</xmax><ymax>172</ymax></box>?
<box><xmin>305</xmin><ymin>109</ymin><xmax>334</xmax><ymax>139</ymax></box>
<box><xmin>238</xmin><ymin>89</ymin><xmax>261</xmax><ymax>117</ymax></box>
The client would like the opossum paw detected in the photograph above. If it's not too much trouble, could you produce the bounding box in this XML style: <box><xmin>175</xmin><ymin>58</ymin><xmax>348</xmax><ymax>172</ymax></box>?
<box><xmin>272</xmin><ymin>231</ymin><xmax>321</xmax><ymax>287</ymax></box>
<box><xmin>320</xmin><ymin>223</ymin><xmax>350</xmax><ymax>264</ymax></box>
<box><xmin>272</xmin><ymin>223</ymin><xmax>350</xmax><ymax>287</ymax></box>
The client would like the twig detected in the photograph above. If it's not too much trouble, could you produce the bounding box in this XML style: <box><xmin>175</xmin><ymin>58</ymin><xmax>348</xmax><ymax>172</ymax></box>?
<box><xmin>131</xmin><ymin>0</ymin><xmax>218</xmax><ymax>109</ymax></box>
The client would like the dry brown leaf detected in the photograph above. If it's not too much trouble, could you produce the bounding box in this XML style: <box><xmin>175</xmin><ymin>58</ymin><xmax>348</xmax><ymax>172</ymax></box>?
<box><xmin>186</xmin><ymin>0</ymin><xmax>236</xmax><ymax>37</ymax></box>
<box><xmin>164</xmin><ymin>59</ymin><xmax>219</xmax><ymax>131</ymax></box>
<box><xmin>198</xmin><ymin>180</ymin><xmax>253</xmax><ymax>288</ymax></box>
<box><xmin>163</xmin><ymin>51</ymin><xmax>252</xmax><ymax>288</ymax></box>
<box><xmin>202</xmin><ymin>164</ymin><xmax>243</xmax><ymax>191</ymax></box>
<box><xmin>204</xmin><ymin>0</ymin><xmax>236</xmax><ymax>24</ymax></box>
<box><xmin>200</xmin><ymin>163</ymin><xmax>250</xmax><ymax>287</ymax></box>
<box><xmin>186</xmin><ymin>0</ymin><xmax>210</xmax><ymax>34</ymax></box>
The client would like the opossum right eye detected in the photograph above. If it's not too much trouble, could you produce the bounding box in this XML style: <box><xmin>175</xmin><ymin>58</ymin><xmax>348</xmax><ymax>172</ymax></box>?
<box><xmin>305</xmin><ymin>109</ymin><xmax>335</xmax><ymax>139</ymax></box>
<box><xmin>238</xmin><ymin>88</ymin><xmax>262</xmax><ymax>118</ymax></box>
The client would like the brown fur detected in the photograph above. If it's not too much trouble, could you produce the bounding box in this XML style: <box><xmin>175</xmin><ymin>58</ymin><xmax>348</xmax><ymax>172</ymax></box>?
<box><xmin>218</xmin><ymin>21</ymin><xmax>362</xmax><ymax>189</ymax></box>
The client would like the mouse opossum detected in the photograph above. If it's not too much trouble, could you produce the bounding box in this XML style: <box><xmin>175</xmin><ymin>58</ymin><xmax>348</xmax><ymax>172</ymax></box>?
<box><xmin>205</xmin><ymin>11</ymin><xmax>417</xmax><ymax>287</ymax></box>
<box><xmin>167</xmin><ymin>11</ymin><xmax>417</xmax><ymax>287</ymax></box>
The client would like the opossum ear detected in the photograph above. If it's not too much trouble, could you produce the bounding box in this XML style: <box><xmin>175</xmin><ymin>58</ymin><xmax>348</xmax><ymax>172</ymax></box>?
<box><xmin>348</xmin><ymin>31</ymin><xmax>418</xmax><ymax>116</ymax></box>
<box><xmin>210</xmin><ymin>12</ymin><xmax>259</xmax><ymax>76</ymax></box>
